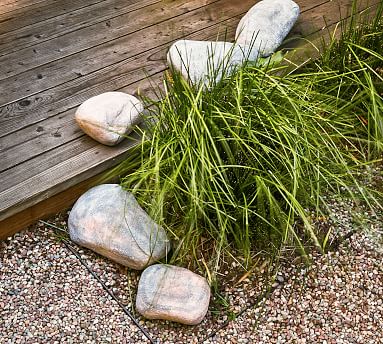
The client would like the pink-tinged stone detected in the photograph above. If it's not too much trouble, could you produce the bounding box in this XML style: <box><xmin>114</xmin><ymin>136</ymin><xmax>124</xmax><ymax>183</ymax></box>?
<box><xmin>68</xmin><ymin>184</ymin><xmax>171</xmax><ymax>270</ymax></box>
<box><xmin>75</xmin><ymin>92</ymin><xmax>143</xmax><ymax>146</ymax></box>
<box><xmin>136</xmin><ymin>264</ymin><xmax>211</xmax><ymax>325</ymax></box>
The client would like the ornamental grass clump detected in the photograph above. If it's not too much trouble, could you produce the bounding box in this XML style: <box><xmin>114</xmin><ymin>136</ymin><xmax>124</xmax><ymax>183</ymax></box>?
<box><xmin>304</xmin><ymin>2</ymin><xmax>383</xmax><ymax>157</ymax></box>
<box><xmin>118</xmin><ymin>6</ymin><xmax>383</xmax><ymax>274</ymax></box>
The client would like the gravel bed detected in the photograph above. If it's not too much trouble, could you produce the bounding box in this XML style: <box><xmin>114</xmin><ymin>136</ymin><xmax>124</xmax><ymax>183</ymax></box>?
<box><xmin>0</xmin><ymin>213</ymin><xmax>268</xmax><ymax>343</ymax></box>
<box><xmin>204</xmin><ymin>197</ymin><xmax>383</xmax><ymax>344</ymax></box>
<box><xmin>0</xmin><ymin>217</ymin><xmax>148</xmax><ymax>344</ymax></box>
<box><xmin>205</xmin><ymin>231</ymin><xmax>383</xmax><ymax>344</ymax></box>
<box><xmin>1</xmin><ymin>192</ymin><xmax>382</xmax><ymax>343</ymax></box>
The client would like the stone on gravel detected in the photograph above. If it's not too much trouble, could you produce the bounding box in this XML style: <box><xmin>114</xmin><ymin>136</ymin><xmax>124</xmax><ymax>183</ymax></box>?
<box><xmin>136</xmin><ymin>264</ymin><xmax>211</xmax><ymax>325</ymax></box>
<box><xmin>75</xmin><ymin>92</ymin><xmax>143</xmax><ymax>146</ymax></box>
<box><xmin>68</xmin><ymin>184</ymin><xmax>171</xmax><ymax>270</ymax></box>
<box><xmin>167</xmin><ymin>40</ymin><xmax>259</xmax><ymax>86</ymax></box>
<box><xmin>235</xmin><ymin>0</ymin><xmax>300</xmax><ymax>57</ymax></box>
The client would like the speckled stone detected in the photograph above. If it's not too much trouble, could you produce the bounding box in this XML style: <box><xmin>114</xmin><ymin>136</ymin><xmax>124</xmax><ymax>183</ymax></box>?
<box><xmin>68</xmin><ymin>184</ymin><xmax>171</xmax><ymax>270</ymax></box>
<box><xmin>167</xmin><ymin>40</ymin><xmax>259</xmax><ymax>86</ymax></box>
<box><xmin>235</xmin><ymin>0</ymin><xmax>300</xmax><ymax>57</ymax></box>
<box><xmin>75</xmin><ymin>92</ymin><xmax>143</xmax><ymax>146</ymax></box>
<box><xmin>136</xmin><ymin>264</ymin><xmax>211</xmax><ymax>325</ymax></box>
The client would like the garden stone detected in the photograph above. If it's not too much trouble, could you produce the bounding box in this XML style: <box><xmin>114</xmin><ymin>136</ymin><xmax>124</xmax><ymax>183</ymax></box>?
<box><xmin>68</xmin><ymin>184</ymin><xmax>171</xmax><ymax>270</ymax></box>
<box><xmin>236</xmin><ymin>0</ymin><xmax>300</xmax><ymax>57</ymax></box>
<box><xmin>136</xmin><ymin>264</ymin><xmax>211</xmax><ymax>325</ymax></box>
<box><xmin>167</xmin><ymin>40</ymin><xmax>259</xmax><ymax>86</ymax></box>
<box><xmin>75</xmin><ymin>92</ymin><xmax>143</xmax><ymax>146</ymax></box>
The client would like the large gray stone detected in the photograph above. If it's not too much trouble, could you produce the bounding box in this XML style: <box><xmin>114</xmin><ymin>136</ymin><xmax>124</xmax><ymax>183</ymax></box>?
<box><xmin>136</xmin><ymin>264</ymin><xmax>211</xmax><ymax>325</ymax></box>
<box><xmin>75</xmin><ymin>92</ymin><xmax>143</xmax><ymax>146</ymax></box>
<box><xmin>68</xmin><ymin>184</ymin><xmax>171</xmax><ymax>270</ymax></box>
<box><xmin>167</xmin><ymin>40</ymin><xmax>259</xmax><ymax>86</ymax></box>
<box><xmin>235</xmin><ymin>0</ymin><xmax>300</xmax><ymax>57</ymax></box>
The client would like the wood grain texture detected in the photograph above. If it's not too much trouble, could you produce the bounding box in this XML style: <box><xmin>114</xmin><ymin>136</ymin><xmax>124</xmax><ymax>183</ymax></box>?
<box><xmin>0</xmin><ymin>172</ymin><xmax>118</xmax><ymax>240</ymax></box>
<box><xmin>0</xmin><ymin>0</ymin><xmax>163</xmax><ymax>73</ymax></box>
<box><xmin>282</xmin><ymin>1</ymin><xmax>382</xmax><ymax>69</ymax></box>
<box><xmin>0</xmin><ymin>0</ymin><xmax>161</xmax><ymax>57</ymax></box>
<box><xmin>0</xmin><ymin>0</ymin><xmax>50</xmax><ymax>15</ymax></box>
<box><xmin>0</xmin><ymin>0</ymin><xmax>380</xmax><ymax>238</ymax></box>
<box><xmin>0</xmin><ymin>0</ymin><xmax>344</xmax><ymax>138</ymax></box>
<box><xmin>0</xmin><ymin>133</ymin><xmax>139</xmax><ymax>220</ymax></box>
<box><xmin>0</xmin><ymin>0</ymin><xmax>247</xmax><ymax>108</ymax></box>
<box><xmin>0</xmin><ymin>0</ymin><xmax>223</xmax><ymax>81</ymax></box>
<box><xmin>0</xmin><ymin>0</ymin><xmax>106</xmax><ymax>33</ymax></box>
<box><xmin>0</xmin><ymin>17</ymin><xmax>244</xmax><ymax>171</ymax></box>
<box><xmin>0</xmin><ymin>74</ymin><xmax>161</xmax><ymax>191</ymax></box>
<box><xmin>0</xmin><ymin>0</ymin><xmax>374</xmax><ymax>142</ymax></box>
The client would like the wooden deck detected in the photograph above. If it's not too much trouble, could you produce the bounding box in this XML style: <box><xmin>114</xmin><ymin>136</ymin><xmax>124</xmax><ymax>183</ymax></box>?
<box><xmin>0</xmin><ymin>0</ymin><xmax>380</xmax><ymax>238</ymax></box>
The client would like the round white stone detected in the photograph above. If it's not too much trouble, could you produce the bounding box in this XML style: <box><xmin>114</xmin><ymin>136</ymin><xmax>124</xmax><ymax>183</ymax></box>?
<box><xmin>167</xmin><ymin>40</ymin><xmax>259</xmax><ymax>86</ymax></box>
<box><xmin>75</xmin><ymin>92</ymin><xmax>144</xmax><ymax>146</ymax></box>
<box><xmin>236</xmin><ymin>0</ymin><xmax>300</xmax><ymax>57</ymax></box>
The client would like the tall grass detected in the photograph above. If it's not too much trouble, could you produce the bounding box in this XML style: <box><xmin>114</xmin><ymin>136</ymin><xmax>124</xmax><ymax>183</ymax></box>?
<box><xmin>117</xmin><ymin>4</ymin><xmax>383</xmax><ymax>276</ymax></box>
<box><xmin>305</xmin><ymin>1</ymin><xmax>383</xmax><ymax>157</ymax></box>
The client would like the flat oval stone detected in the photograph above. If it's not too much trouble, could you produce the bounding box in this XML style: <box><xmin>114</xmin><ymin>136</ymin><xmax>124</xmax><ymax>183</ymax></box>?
<box><xmin>236</xmin><ymin>0</ymin><xmax>300</xmax><ymax>57</ymax></box>
<box><xmin>167</xmin><ymin>40</ymin><xmax>259</xmax><ymax>86</ymax></box>
<box><xmin>75</xmin><ymin>92</ymin><xmax>143</xmax><ymax>146</ymax></box>
<box><xmin>136</xmin><ymin>264</ymin><xmax>211</xmax><ymax>325</ymax></box>
<box><xmin>68</xmin><ymin>184</ymin><xmax>171</xmax><ymax>270</ymax></box>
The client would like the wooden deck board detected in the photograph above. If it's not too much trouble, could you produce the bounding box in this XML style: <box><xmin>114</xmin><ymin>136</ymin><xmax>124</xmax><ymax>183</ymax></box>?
<box><xmin>0</xmin><ymin>0</ymin><xmax>161</xmax><ymax>57</ymax></box>
<box><xmin>0</xmin><ymin>0</ymin><xmax>379</xmax><ymax>237</ymax></box>
<box><xmin>0</xmin><ymin>0</ymin><xmax>250</xmax><ymax>104</ymax></box>
<box><xmin>0</xmin><ymin>0</ymin><xmax>107</xmax><ymax>34</ymax></box>
<box><xmin>0</xmin><ymin>0</ymin><xmax>359</xmax><ymax>139</ymax></box>
<box><xmin>0</xmin><ymin>0</ymin><xmax>50</xmax><ymax>15</ymax></box>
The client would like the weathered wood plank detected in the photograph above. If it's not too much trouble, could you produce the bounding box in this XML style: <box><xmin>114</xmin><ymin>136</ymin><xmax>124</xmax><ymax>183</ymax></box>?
<box><xmin>0</xmin><ymin>21</ymin><xmax>240</xmax><ymax>187</ymax></box>
<box><xmin>0</xmin><ymin>172</ymin><xmax>118</xmax><ymax>240</ymax></box>
<box><xmin>287</xmin><ymin>0</ymin><xmax>381</xmax><ymax>45</ymax></box>
<box><xmin>0</xmin><ymin>75</ymin><xmax>158</xmax><ymax>185</ymax></box>
<box><xmin>282</xmin><ymin>2</ymin><xmax>382</xmax><ymax>68</ymax></box>
<box><xmin>0</xmin><ymin>56</ymin><xmax>163</xmax><ymax>137</ymax></box>
<box><xmin>0</xmin><ymin>135</ymin><xmax>98</xmax><ymax>192</ymax></box>
<box><xmin>0</xmin><ymin>0</ymin><xmax>224</xmax><ymax>81</ymax></box>
<box><xmin>0</xmin><ymin>0</ymin><xmax>106</xmax><ymax>33</ymax></box>
<box><xmin>0</xmin><ymin>0</ymin><xmax>341</xmax><ymax>138</ymax></box>
<box><xmin>0</xmin><ymin>77</ymin><xmax>161</xmax><ymax>201</ymax></box>
<box><xmin>0</xmin><ymin>0</ymin><xmax>161</xmax><ymax>57</ymax></box>
<box><xmin>0</xmin><ymin>0</ymin><xmax>255</xmax><ymax>133</ymax></box>
<box><xmin>0</xmin><ymin>0</ymin><xmax>51</xmax><ymax>15</ymax></box>
<box><xmin>0</xmin><ymin>132</ymin><xmax>139</xmax><ymax>220</ymax></box>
